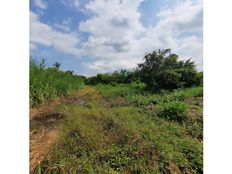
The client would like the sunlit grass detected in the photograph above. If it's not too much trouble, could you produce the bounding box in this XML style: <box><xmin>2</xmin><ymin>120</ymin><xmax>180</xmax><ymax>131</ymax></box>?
<box><xmin>30</xmin><ymin>59</ymin><xmax>85</xmax><ymax>107</ymax></box>
<box><xmin>36</xmin><ymin>85</ymin><xmax>203</xmax><ymax>174</ymax></box>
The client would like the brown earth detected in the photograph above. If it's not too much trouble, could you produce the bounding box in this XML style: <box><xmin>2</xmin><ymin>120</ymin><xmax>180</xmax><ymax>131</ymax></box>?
<box><xmin>29</xmin><ymin>95</ymin><xmax>76</xmax><ymax>173</ymax></box>
<box><xmin>30</xmin><ymin>110</ymin><xmax>66</xmax><ymax>173</ymax></box>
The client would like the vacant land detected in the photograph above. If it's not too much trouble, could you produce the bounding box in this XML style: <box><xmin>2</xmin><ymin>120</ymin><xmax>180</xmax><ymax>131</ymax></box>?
<box><xmin>30</xmin><ymin>50</ymin><xmax>203</xmax><ymax>173</ymax></box>
<box><xmin>30</xmin><ymin>84</ymin><xmax>203</xmax><ymax>174</ymax></box>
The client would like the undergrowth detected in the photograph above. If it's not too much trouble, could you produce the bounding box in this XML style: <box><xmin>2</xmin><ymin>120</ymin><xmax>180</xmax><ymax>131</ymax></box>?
<box><xmin>35</xmin><ymin>85</ymin><xmax>203</xmax><ymax>174</ymax></box>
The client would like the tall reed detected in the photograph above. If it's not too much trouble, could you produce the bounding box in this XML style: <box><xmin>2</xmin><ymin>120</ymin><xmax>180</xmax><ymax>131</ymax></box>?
<box><xmin>30</xmin><ymin>59</ymin><xmax>85</xmax><ymax>107</ymax></box>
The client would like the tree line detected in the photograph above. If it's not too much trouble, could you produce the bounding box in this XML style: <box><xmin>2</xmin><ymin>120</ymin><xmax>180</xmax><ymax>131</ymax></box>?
<box><xmin>86</xmin><ymin>49</ymin><xmax>203</xmax><ymax>92</ymax></box>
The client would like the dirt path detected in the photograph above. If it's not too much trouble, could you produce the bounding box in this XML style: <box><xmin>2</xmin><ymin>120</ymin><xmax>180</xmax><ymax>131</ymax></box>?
<box><xmin>30</xmin><ymin>86</ymin><xmax>130</xmax><ymax>173</ymax></box>
<box><xmin>29</xmin><ymin>88</ymin><xmax>95</xmax><ymax>173</ymax></box>
<box><xmin>30</xmin><ymin>110</ymin><xmax>65</xmax><ymax>173</ymax></box>
<box><xmin>29</xmin><ymin>96</ymin><xmax>78</xmax><ymax>173</ymax></box>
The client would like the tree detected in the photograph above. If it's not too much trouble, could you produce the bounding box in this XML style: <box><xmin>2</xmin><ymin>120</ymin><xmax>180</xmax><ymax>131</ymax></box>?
<box><xmin>138</xmin><ymin>49</ymin><xmax>199</xmax><ymax>91</ymax></box>
<box><xmin>66</xmin><ymin>70</ymin><xmax>74</xmax><ymax>75</ymax></box>
<box><xmin>53</xmin><ymin>62</ymin><xmax>61</xmax><ymax>69</ymax></box>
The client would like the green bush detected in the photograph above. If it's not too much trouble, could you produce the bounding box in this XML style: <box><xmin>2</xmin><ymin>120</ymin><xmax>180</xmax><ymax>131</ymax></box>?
<box><xmin>138</xmin><ymin>49</ymin><xmax>201</xmax><ymax>91</ymax></box>
<box><xmin>85</xmin><ymin>69</ymin><xmax>140</xmax><ymax>85</ymax></box>
<box><xmin>157</xmin><ymin>101</ymin><xmax>188</xmax><ymax>122</ymax></box>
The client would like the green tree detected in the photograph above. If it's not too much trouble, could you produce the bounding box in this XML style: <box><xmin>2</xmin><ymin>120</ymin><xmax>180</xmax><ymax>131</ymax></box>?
<box><xmin>53</xmin><ymin>62</ymin><xmax>61</xmax><ymax>69</ymax></box>
<box><xmin>138</xmin><ymin>49</ymin><xmax>199</xmax><ymax>91</ymax></box>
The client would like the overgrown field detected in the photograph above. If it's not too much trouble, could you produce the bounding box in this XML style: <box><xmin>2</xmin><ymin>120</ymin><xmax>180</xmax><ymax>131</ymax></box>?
<box><xmin>34</xmin><ymin>84</ymin><xmax>203</xmax><ymax>174</ymax></box>
<box><xmin>30</xmin><ymin>59</ymin><xmax>85</xmax><ymax>107</ymax></box>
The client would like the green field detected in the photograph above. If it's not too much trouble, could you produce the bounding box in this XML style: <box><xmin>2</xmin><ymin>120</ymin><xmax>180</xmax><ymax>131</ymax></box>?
<box><xmin>33</xmin><ymin>84</ymin><xmax>203</xmax><ymax>174</ymax></box>
<box><xmin>30</xmin><ymin>50</ymin><xmax>203</xmax><ymax>174</ymax></box>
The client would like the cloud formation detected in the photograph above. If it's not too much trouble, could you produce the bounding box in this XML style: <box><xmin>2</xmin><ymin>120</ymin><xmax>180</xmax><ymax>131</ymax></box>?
<box><xmin>30</xmin><ymin>0</ymin><xmax>203</xmax><ymax>75</ymax></box>
<box><xmin>34</xmin><ymin>0</ymin><xmax>47</xmax><ymax>9</ymax></box>
<box><xmin>30</xmin><ymin>12</ymin><xmax>81</xmax><ymax>56</ymax></box>
<box><xmin>79</xmin><ymin>0</ymin><xmax>203</xmax><ymax>74</ymax></box>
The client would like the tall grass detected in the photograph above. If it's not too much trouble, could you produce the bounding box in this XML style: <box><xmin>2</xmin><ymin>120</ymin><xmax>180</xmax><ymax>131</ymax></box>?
<box><xmin>30</xmin><ymin>59</ymin><xmax>85</xmax><ymax>107</ymax></box>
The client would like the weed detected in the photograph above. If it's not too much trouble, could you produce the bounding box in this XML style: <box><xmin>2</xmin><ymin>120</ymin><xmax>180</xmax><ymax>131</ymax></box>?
<box><xmin>156</xmin><ymin>101</ymin><xmax>188</xmax><ymax>122</ymax></box>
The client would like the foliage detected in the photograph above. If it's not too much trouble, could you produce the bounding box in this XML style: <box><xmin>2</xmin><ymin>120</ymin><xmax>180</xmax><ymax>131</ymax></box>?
<box><xmin>138</xmin><ymin>49</ymin><xmax>201</xmax><ymax>91</ymax></box>
<box><xmin>97</xmin><ymin>82</ymin><xmax>203</xmax><ymax>106</ymax></box>
<box><xmin>44</xmin><ymin>84</ymin><xmax>203</xmax><ymax>174</ymax></box>
<box><xmin>196</xmin><ymin>71</ymin><xmax>203</xmax><ymax>86</ymax></box>
<box><xmin>53</xmin><ymin>61</ymin><xmax>61</xmax><ymax>69</ymax></box>
<box><xmin>31</xmin><ymin>49</ymin><xmax>203</xmax><ymax>173</ymax></box>
<box><xmin>86</xmin><ymin>49</ymin><xmax>203</xmax><ymax>93</ymax></box>
<box><xmin>85</xmin><ymin>69</ymin><xmax>140</xmax><ymax>85</ymax></box>
<box><xmin>34</xmin><ymin>85</ymin><xmax>203</xmax><ymax>174</ymax></box>
<box><xmin>30</xmin><ymin>58</ymin><xmax>85</xmax><ymax>107</ymax></box>
<box><xmin>96</xmin><ymin>82</ymin><xmax>146</xmax><ymax>97</ymax></box>
<box><xmin>156</xmin><ymin>101</ymin><xmax>188</xmax><ymax>122</ymax></box>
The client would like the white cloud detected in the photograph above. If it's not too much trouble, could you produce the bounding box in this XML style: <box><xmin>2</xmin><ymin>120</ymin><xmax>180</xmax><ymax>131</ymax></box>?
<box><xmin>30</xmin><ymin>0</ymin><xmax>203</xmax><ymax>75</ymax></box>
<box><xmin>155</xmin><ymin>0</ymin><xmax>203</xmax><ymax>34</ymax></box>
<box><xmin>73</xmin><ymin>0</ymin><xmax>80</xmax><ymax>8</ymax></box>
<box><xmin>30</xmin><ymin>43</ymin><xmax>37</xmax><ymax>50</ymax></box>
<box><xmin>30</xmin><ymin>11</ymin><xmax>81</xmax><ymax>56</ymax></box>
<box><xmin>54</xmin><ymin>18</ymin><xmax>72</xmax><ymax>32</ymax></box>
<box><xmin>176</xmin><ymin>36</ymin><xmax>203</xmax><ymax>69</ymax></box>
<box><xmin>34</xmin><ymin>0</ymin><xmax>47</xmax><ymax>9</ymax></box>
<box><xmin>60</xmin><ymin>0</ymin><xmax>84</xmax><ymax>9</ymax></box>
<box><xmin>78</xmin><ymin>0</ymin><xmax>203</xmax><ymax>74</ymax></box>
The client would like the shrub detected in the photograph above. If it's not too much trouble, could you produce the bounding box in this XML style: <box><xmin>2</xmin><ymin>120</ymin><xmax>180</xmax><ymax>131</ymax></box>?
<box><xmin>155</xmin><ymin>69</ymin><xmax>182</xmax><ymax>90</ymax></box>
<box><xmin>85</xmin><ymin>70</ymin><xmax>140</xmax><ymax>85</ymax></box>
<box><xmin>156</xmin><ymin>101</ymin><xmax>188</xmax><ymax>122</ymax></box>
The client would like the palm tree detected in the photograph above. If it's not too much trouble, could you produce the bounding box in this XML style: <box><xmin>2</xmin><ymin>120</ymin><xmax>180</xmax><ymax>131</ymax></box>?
<box><xmin>53</xmin><ymin>62</ymin><xmax>61</xmax><ymax>69</ymax></box>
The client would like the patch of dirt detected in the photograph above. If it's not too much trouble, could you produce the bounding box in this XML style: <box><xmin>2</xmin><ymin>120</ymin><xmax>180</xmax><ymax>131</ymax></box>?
<box><xmin>29</xmin><ymin>89</ymin><xmax>93</xmax><ymax>173</ymax></box>
<box><xmin>30</xmin><ymin>99</ymin><xmax>61</xmax><ymax>120</ymax></box>
<box><xmin>30</xmin><ymin>129</ymin><xmax>58</xmax><ymax>173</ymax></box>
<box><xmin>184</xmin><ymin>97</ymin><xmax>203</xmax><ymax>106</ymax></box>
<box><xmin>167</xmin><ymin>162</ymin><xmax>182</xmax><ymax>174</ymax></box>
<box><xmin>62</xmin><ymin>96</ymin><xmax>88</xmax><ymax>105</ymax></box>
<box><xmin>30</xmin><ymin>112</ymin><xmax>66</xmax><ymax>173</ymax></box>
<box><xmin>101</xmin><ymin>96</ymin><xmax>129</xmax><ymax>107</ymax></box>
<box><xmin>30</xmin><ymin>112</ymin><xmax>66</xmax><ymax>130</ymax></box>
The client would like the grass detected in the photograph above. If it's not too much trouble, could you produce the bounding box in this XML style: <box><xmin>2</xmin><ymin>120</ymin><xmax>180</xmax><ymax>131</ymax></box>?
<box><xmin>156</xmin><ymin>101</ymin><xmax>188</xmax><ymax>122</ymax></box>
<box><xmin>35</xmin><ymin>84</ymin><xmax>203</xmax><ymax>174</ymax></box>
<box><xmin>96</xmin><ymin>83</ymin><xmax>202</xmax><ymax>106</ymax></box>
<box><xmin>30</xmin><ymin>59</ymin><xmax>85</xmax><ymax>107</ymax></box>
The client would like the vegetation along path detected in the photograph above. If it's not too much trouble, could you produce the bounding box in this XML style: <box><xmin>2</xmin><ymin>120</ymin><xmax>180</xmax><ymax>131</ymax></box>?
<box><xmin>30</xmin><ymin>84</ymin><xmax>203</xmax><ymax>174</ymax></box>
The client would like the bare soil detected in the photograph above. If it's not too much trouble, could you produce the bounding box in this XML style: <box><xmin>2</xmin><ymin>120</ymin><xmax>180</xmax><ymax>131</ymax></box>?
<box><xmin>29</xmin><ymin>89</ymin><xmax>92</xmax><ymax>173</ymax></box>
<box><xmin>30</xmin><ymin>111</ymin><xmax>66</xmax><ymax>173</ymax></box>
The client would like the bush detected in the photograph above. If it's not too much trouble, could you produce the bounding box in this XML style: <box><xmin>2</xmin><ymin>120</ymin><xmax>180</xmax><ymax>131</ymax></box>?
<box><xmin>155</xmin><ymin>69</ymin><xmax>182</xmax><ymax>90</ymax></box>
<box><xmin>156</xmin><ymin>101</ymin><xmax>188</xmax><ymax>122</ymax></box>
<box><xmin>85</xmin><ymin>70</ymin><xmax>140</xmax><ymax>85</ymax></box>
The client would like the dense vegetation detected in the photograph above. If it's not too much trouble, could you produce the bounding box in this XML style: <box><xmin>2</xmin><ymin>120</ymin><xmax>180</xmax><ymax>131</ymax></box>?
<box><xmin>85</xmin><ymin>69</ymin><xmax>140</xmax><ymax>85</ymax></box>
<box><xmin>30</xmin><ymin>59</ymin><xmax>85</xmax><ymax>107</ymax></box>
<box><xmin>86</xmin><ymin>49</ymin><xmax>203</xmax><ymax>92</ymax></box>
<box><xmin>31</xmin><ymin>49</ymin><xmax>203</xmax><ymax>173</ymax></box>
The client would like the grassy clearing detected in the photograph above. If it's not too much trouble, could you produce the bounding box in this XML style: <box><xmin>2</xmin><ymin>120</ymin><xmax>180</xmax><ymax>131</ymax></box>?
<box><xmin>35</xmin><ymin>85</ymin><xmax>203</xmax><ymax>174</ymax></box>
<box><xmin>30</xmin><ymin>59</ymin><xmax>85</xmax><ymax>107</ymax></box>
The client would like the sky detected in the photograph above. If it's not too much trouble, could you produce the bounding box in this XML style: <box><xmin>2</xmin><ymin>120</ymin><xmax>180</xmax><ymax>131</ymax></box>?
<box><xmin>30</xmin><ymin>0</ymin><xmax>203</xmax><ymax>76</ymax></box>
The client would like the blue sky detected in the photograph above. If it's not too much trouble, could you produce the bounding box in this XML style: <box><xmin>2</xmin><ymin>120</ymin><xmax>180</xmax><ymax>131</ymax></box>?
<box><xmin>30</xmin><ymin>0</ymin><xmax>203</xmax><ymax>76</ymax></box>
